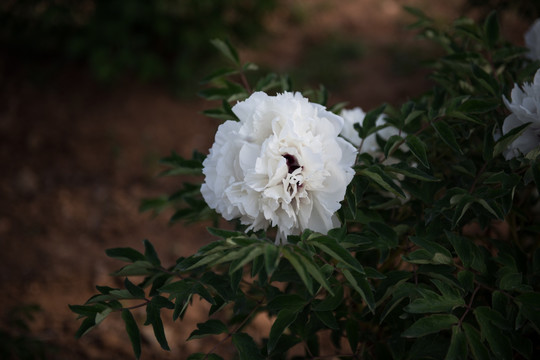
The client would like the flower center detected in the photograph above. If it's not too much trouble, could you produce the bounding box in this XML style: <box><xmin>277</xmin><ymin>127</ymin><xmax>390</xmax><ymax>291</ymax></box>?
<box><xmin>283</xmin><ymin>154</ymin><xmax>301</xmax><ymax>173</ymax></box>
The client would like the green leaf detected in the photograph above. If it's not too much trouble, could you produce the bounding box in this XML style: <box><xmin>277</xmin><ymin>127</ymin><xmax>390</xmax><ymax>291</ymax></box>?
<box><xmin>210</xmin><ymin>38</ymin><xmax>240</xmax><ymax>65</ymax></box>
<box><xmin>432</xmin><ymin>120</ymin><xmax>462</xmax><ymax>154</ymax></box>
<box><xmin>474</xmin><ymin>307</ymin><xmax>512</xmax><ymax>360</ymax></box>
<box><xmin>124</xmin><ymin>278</ymin><xmax>145</xmax><ymax>298</ymax></box>
<box><xmin>307</xmin><ymin>236</ymin><xmax>365</xmax><ymax>274</ymax></box>
<box><xmin>188</xmin><ymin>319</ymin><xmax>228</xmax><ymax>340</ymax></box>
<box><xmin>446</xmin><ymin>231</ymin><xmax>487</xmax><ymax>273</ymax></box>
<box><xmin>483</xmin><ymin>11</ymin><xmax>499</xmax><ymax>48</ymax></box>
<box><xmin>405</xmin><ymin>135</ymin><xmax>430</xmax><ymax>168</ymax></box>
<box><xmin>264</xmin><ymin>244</ymin><xmax>280</xmax><ymax>276</ymax></box>
<box><xmin>268</xmin><ymin>309</ymin><xmax>299</xmax><ymax>352</ymax></box>
<box><xmin>345</xmin><ymin>318</ymin><xmax>360</xmax><ymax>352</ymax></box>
<box><xmin>363</xmin><ymin>104</ymin><xmax>387</xmax><ymax>136</ymax></box>
<box><xmin>267</xmin><ymin>294</ymin><xmax>306</xmax><ymax>314</ymax></box>
<box><xmin>384</xmin><ymin>134</ymin><xmax>405</xmax><ymax>158</ymax></box>
<box><xmin>314</xmin><ymin>311</ymin><xmax>339</xmax><ymax>330</ymax></box>
<box><xmin>143</xmin><ymin>239</ymin><xmax>161</xmax><ymax>266</ymax></box>
<box><xmin>146</xmin><ymin>302</ymin><xmax>170</xmax><ymax>351</ymax></box>
<box><xmin>402</xmin><ymin>314</ymin><xmax>458</xmax><ymax>337</ymax></box>
<box><xmin>313</xmin><ymin>286</ymin><xmax>344</xmax><ymax>311</ymax></box>
<box><xmin>74</xmin><ymin>317</ymin><xmax>96</xmax><ymax>339</ymax></box>
<box><xmin>445</xmin><ymin>326</ymin><xmax>467</xmax><ymax>360</ymax></box>
<box><xmin>230</xmin><ymin>245</ymin><xmax>265</xmax><ymax>273</ymax></box>
<box><xmin>462</xmin><ymin>323</ymin><xmax>490</xmax><ymax>360</ymax></box>
<box><xmin>342</xmin><ymin>269</ymin><xmax>375</xmax><ymax>312</ymax></box>
<box><xmin>387</xmin><ymin>163</ymin><xmax>439</xmax><ymax>182</ymax></box>
<box><xmin>368</xmin><ymin>222</ymin><xmax>399</xmax><ymax>249</ymax></box>
<box><xmin>105</xmin><ymin>247</ymin><xmax>146</xmax><ymax>263</ymax></box>
<box><xmin>358</xmin><ymin>166</ymin><xmax>406</xmax><ymax>198</ymax></box>
<box><xmin>294</xmin><ymin>248</ymin><xmax>334</xmax><ymax>295</ymax></box>
<box><xmin>515</xmin><ymin>292</ymin><xmax>540</xmax><ymax>334</ymax></box>
<box><xmin>200</xmin><ymin>67</ymin><xmax>239</xmax><ymax>84</ymax></box>
<box><xmin>404</xmin><ymin>287</ymin><xmax>465</xmax><ymax>313</ymax></box>
<box><xmin>122</xmin><ymin>309</ymin><xmax>141</xmax><ymax>360</ymax></box>
<box><xmin>112</xmin><ymin>261</ymin><xmax>156</xmax><ymax>276</ymax></box>
<box><xmin>493</xmin><ymin>122</ymin><xmax>531</xmax><ymax>157</ymax></box>
<box><xmin>457</xmin><ymin>98</ymin><xmax>499</xmax><ymax>114</ymax></box>
<box><xmin>232</xmin><ymin>333</ymin><xmax>264</xmax><ymax>360</ymax></box>
<box><xmin>282</xmin><ymin>247</ymin><xmax>313</xmax><ymax>294</ymax></box>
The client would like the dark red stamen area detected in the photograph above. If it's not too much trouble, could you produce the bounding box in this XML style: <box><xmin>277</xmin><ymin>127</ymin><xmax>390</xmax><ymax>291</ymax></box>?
<box><xmin>283</xmin><ymin>154</ymin><xmax>301</xmax><ymax>173</ymax></box>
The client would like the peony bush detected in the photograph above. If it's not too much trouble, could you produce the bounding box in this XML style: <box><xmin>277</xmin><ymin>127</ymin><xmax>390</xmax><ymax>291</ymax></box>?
<box><xmin>71</xmin><ymin>10</ymin><xmax>540</xmax><ymax>360</ymax></box>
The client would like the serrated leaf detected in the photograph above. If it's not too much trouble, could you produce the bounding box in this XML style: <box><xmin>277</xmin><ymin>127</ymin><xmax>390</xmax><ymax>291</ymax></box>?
<box><xmin>483</xmin><ymin>11</ymin><xmax>499</xmax><ymax>48</ymax></box>
<box><xmin>313</xmin><ymin>286</ymin><xmax>344</xmax><ymax>311</ymax></box>
<box><xmin>124</xmin><ymin>278</ymin><xmax>145</xmax><ymax>298</ymax></box>
<box><xmin>74</xmin><ymin>317</ymin><xmax>96</xmax><ymax>338</ymax></box>
<box><xmin>493</xmin><ymin>122</ymin><xmax>531</xmax><ymax>157</ymax></box>
<box><xmin>188</xmin><ymin>319</ymin><xmax>228</xmax><ymax>340</ymax></box>
<box><xmin>463</xmin><ymin>323</ymin><xmax>490</xmax><ymax>360</ymax></box>
<box><xmin>368</xmin><ymin>222</ymin><xmax>398</xmax><ymax>249</ymax></box>
<box><xmin>363</xmin><ymin>104</ymin><xmax>387</xmax><ymax>136</ymax></box>
<box><xmin>282</xmin><ymin>247</ymin><xmax>313</xmax><ymax>294</ymax></box>
<box><xmin>314</xmin><ymin>310</ymin><xmax>339</xmax><ymax>329</ymax></box>
<box><xmin>358</xmin><ymin>166</ymin><xmax>406</xmax><ymax>198</ymax></box>
<box><xmin>432</xmin><ymin>120</ymin><xmax>463</xmax><ymax>154</ymax></box>
<box><xmin>345</xmin><ymin>318</ymin><xmax>360</xmax><ymax>352</ymax></box>
<box><xmin>210</xmin><ymin>38</ymin><xmax>240</xmax><ymax>65</ymax></box>
<box><xmin>307</xmin><ymin>236</ymin><xmax>364</xmax><ymax>274</ymax></box>
<box><xmin>267</xmin><ymin>294</ymin><xmax>306</xmax><ymax>313</ymax></box>
<box><xmin>457</xmin><ymin>98</ymin><xmax>499</xmax><ymax>114</ymax></box>
<box><xmin>268</xmin><ymin>309</ymin><xmax>299</xmax><ymax>352</ymax></box>
<box><xmin>387</xmin><ymin>163</ymin><xmax>439</xmax><ymax>182</ymax></box>
<box><xmin>105</xmin><ymin>247</ymin><xmax>146</xmax><ymax>263</ymax></box>
<box><xmin>264</xmin><ymin>244</ymin><xmax>280</xmax><ymax>276</ymax></box>
<box><xmin>405</xmin><ymin>135</ymin><xmax>429</xmax><ymax>168</ymax></box>
<box><xmin>445</xmin><ymin>326</ymin><xmax>467</xmax><ymax>360</ymax></box>
<box><xmin>515</xmin><ymin>292</ymin><xmax>540</xmax><ymax>334</ymax></box>
<box><xmin>402</xmin><ymin>314</ymin><xmax>458</xmax><ymax>337</ymax></box>
<box><xmin>122</xmin><ymin>309</ymin><xmax>141</xmax><ymax>359</ymax></box>
<box><xmin>146</xmin><ymin>302</ymin><xmax>170</xmax><ymax>351</ymax></box>
<box><xmin>474</xmin><ymin>307</ymin><xmax>512</xmax><ymax>359</ymax></box>
<box><xmin>342</xmin><ymin>269</ymin><xmax>375</xmax><ymax>312</ymax></box>
<box><xmin>229</xmin><ymin>245</ymin><xmax>264</xmax><ymax>273</ymax></box>
<box><xmin>294</xmin><ymin>248</ymin><xmax>334</xmax><ymax>295</ymax></box>
<box><xmin>232</xmin><ymin>333</ymin><xmax>264</xmax><ymax>360</ymax></box>
<box><xmin>143</xmin><ymin>239</ymin><xmax>161</xmax><ymax>266</ymax></box>
<box><xmin>112</xmin><ymin>261</ymin><xmax>156</xmax><ymax>276</ymax></box>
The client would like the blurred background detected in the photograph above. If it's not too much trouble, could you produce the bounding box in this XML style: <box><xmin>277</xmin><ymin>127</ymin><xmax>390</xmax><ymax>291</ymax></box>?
<box><xmin>0</xmin><ymin>0</ymin><xmax>537</xmax><ymax>359</ymax></box>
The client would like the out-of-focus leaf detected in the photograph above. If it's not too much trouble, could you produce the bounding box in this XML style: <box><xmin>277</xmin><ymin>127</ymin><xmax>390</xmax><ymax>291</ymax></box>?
<box><xmin>122</xmin><ymin>309</ymin><xmax>141</xmax><ymax>360</ymax></box>
<box><xmin>210</xmin><ymin>38</ymin><xmax>240</xmax><ymax>65</ymax></box>
<box><xmin>432</xmin><ymin>120</ymin><xmax>463</xmax><ymax>154</ymax></box>
<box><xmin>105</xmin><ymin>247</ymin><xmax>146</xmax><ymax>263</ymax></box>
<box><xmin>405</xmin><ymin>135</ymin><xmax>430</xmax><ymax>168</ymax></box>
<box><xmin>402</xmin><ymin>314</ymin><xmax>458</xmax><ymax>337</ymax></box>
<box><xmin>445</xmin><ymin>326</ymin><xmax>467</xmax><ymax>360</ymax></box>
<box><xmin>268</xmin><ymin>309</ymin><xmax>299</xmax><ymax>352</ymax></box>
<box><xmin>232</xmin><ymin>333</ymin><xmax>264</xmax><ymax>360</ymax></box>
<box><xmin>463</xmin><ymin>323</ymin><xmax>490</xmax><ymax>360</ymax></box>
<box><xmin>188</xmin><ymin>319</ymin><xmax>228</xmax><ymax>340</ymax></box>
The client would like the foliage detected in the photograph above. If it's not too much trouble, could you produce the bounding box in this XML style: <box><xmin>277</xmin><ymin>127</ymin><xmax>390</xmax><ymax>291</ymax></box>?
<box><xmin>0</xmin><ymin>0</ymin><xmax>276</xmax><ymax>91</ymax></box>
<box><xmin>71</xmin><ymin>10</ymin><xmax>540</xmax><ymax>360</ymax></box>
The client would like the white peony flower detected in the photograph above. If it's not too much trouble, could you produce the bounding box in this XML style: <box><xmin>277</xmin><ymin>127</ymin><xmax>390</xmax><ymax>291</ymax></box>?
<box><xmin>340</xmin><ymin>107</ymin><xmax>406</xmax><ymax>156</ymax></box>
<box><xmin>201</xmin><ymin>92</ymin><xmax>357</xmax><ymax>243</ymax></box>
<box><xmin>525</xmin><ymin>19</ymin><xmax>540</xmax><ymax>61</ymax></box>
<box><xmin>501</xmin><ymin>68</ymin><xmax>540</xmax><ymax>160</ymax></box>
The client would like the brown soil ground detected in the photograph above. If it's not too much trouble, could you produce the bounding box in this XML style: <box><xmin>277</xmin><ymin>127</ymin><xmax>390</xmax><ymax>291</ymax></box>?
<box><xmin>0</xmin><ymin>1</ymin><xmax>531</xmax><ymax>359</ymax></box>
